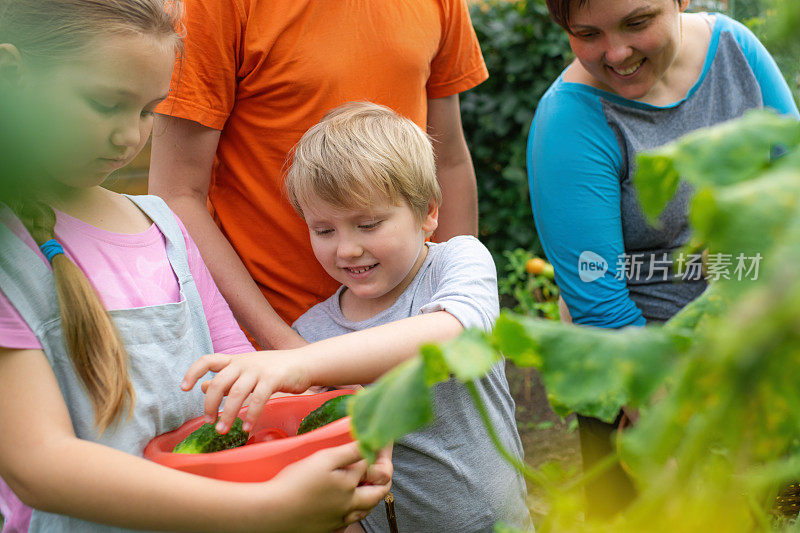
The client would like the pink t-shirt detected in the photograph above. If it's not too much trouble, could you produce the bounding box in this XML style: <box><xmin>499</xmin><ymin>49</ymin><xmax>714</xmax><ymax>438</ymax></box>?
<box><xmin>0</xmin><ymin>205</ymin><xmax>254</xmax><ymax>531</ymax></box>
<box><xmin>0</xmin><ymin>206</ymin><xmax>253</xmax><ymax>354</ymax></box>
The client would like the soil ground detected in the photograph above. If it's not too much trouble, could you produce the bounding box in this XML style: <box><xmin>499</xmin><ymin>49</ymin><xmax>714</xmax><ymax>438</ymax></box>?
<box><xmin>505</xmin><ymin>362</ymin><xmax>582</xmax><ymax>528</ymax></box>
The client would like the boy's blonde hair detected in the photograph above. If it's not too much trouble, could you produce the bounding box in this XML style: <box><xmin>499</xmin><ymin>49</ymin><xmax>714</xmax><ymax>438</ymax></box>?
<box><xmin>286</xmin><ymin>102</ymin><xmax>442</xmax><ymax>222</ymax></box>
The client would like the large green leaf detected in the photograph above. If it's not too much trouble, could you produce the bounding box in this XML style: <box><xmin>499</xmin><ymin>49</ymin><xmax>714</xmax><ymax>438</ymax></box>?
<box><xmin>349</xmin><ymin>358</ymin><xmax>433</xmax><ymax>462</ymax></box>
<box><xmin>350</xmin><ymin>329</ymin><xmax>501</xmax><ymax>461</ymax></box>
<box><xmin>435</xmin><ymin>328</ymin><xmax>501</xmax><ymax>381</ymax></box>
<box><xmin>687</xmin><ymin>152</ymin><xmax>800</xmax><ymax>260</ymax></box>
<box><xmin>491</xmin><ymin>313</ymin><xmax>683</xmax><ymax>422</ymax></box>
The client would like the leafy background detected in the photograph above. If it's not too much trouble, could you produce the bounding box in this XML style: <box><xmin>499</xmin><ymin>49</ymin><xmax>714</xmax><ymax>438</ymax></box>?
<box><xmin>461</xmin><ymin>0</ymin><xmax>572</xmax><ymax>270</ymax></box>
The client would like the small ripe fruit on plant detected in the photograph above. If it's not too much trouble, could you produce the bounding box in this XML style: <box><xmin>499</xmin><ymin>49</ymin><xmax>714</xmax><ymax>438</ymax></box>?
<box><xmin>525</xmin><ymin>257</ymin><xmax>547</xmax><ymax>275</ymax></box>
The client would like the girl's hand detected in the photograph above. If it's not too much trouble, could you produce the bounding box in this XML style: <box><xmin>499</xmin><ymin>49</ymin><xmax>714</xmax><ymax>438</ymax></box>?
<box><xmin>181</xmin><ymin>350</ymin><xmax>310</xmax><ymax>433</ymax></box>
<box><xmin>262</xmin><ymin>442</ymin><xmax>391</xmax><ymax>533</ymax></box>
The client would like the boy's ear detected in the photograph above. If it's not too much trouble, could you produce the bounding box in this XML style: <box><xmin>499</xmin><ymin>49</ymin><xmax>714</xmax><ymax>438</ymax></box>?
<box><xmin>0</xmin><ymin>44</ymin><xmax>23</xmax><ymax>88</ymax></box>
<box><xmin>421</xmin><ymin>200</ymin><xmax>439</xmax><ymax>235</ymax></box>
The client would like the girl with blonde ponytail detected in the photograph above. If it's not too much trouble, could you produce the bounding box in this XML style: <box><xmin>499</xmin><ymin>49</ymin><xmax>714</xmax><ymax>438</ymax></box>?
<box><xmin>8</xmin><ymin>196</ymin><xmax>135</xmax><ymax>432</ymax></box>
<box><xmin>0</xmin><ymin>1</ymin><xmax>390</xmax><ymax>531</ymax></box>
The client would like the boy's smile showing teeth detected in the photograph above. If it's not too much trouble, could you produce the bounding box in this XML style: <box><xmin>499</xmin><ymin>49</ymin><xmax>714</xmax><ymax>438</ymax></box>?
<box><xmin>344</xmin><ymin>264</ymin><xmax>378</xmax><ymax>276</ymax></box>
<box><xmin>302</xmin><ymin>194</ymin><xmax>437</xmax><ymax>317</ymax></box>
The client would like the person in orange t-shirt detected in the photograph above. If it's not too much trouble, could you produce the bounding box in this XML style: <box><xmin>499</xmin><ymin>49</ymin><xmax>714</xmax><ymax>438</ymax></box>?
<box><xmin>149</xmin><ymin>0</ymin><xmax>488</xmax><ymax>349</ymax></box>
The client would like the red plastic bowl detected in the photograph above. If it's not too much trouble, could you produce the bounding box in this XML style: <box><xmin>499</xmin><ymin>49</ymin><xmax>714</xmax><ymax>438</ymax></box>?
<box><xmin>143</xmin><ymin>390</ymin><xmax>354</xmax><ymax>482</ymax></box>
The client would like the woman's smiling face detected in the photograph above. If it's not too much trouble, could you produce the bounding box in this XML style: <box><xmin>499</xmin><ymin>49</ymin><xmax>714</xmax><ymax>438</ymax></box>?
<box><xmin>566</xmin><ymin>0</ymin><xmax>687</xmax><ymax>100</ymax></box>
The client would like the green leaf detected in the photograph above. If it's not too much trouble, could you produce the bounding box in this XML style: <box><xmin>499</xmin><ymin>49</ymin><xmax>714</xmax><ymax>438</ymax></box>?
<box><xmin>419</xmin><ymin>344</ymin><xmax>450</xmax><ymax>386</ymax></box>
<box><xmin>350</xmin><ymin>358</ymin><xmax>433</xmax><ymax>462</ymax></box>
<box><xmin>437</xmin><ymin>328</ymin><xmax>501</xmax><ymax>381</ymax></box>
<box><xmin>688</xmin><ymin>155</ymin><xmax>800</xmax><ymax>263</ymax></box>
<box><xmin>672</xmin><ymin>110</ymin><xmax>799</xmax><ymax>187</ymax></box>
<box><xmin>498</xmin><ymin>315</ymin><xmax>683</xmax><ymax>422</ymax></box>
<box><xmin>491</xmin><ymin>311</ymin><xmax>542</xmax><ymax>367</ymax></box>
<box><xmin>634</xmin><ymin>145</ymin><xmax>682</xmax><ymax>222</ymax></box>
<box><xmin>634</xmin><ymin>110</ymin><xmax>800</xmax><ymax>222</ymax></box>
<box><xmin>687</xmin><ymin>186</ymin><xmax>716</xmax><ymax>239</ymax></box>
<box><xmin>664</xmin><ymin>283</ymin><xmax>725</xmax><ymax>336</ymax></box>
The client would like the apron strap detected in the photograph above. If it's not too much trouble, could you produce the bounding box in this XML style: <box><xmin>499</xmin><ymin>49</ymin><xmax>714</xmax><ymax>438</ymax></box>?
<box><xmin>124</xmin><ymin>195</ymin><xmax>213</xmax><ymax>352</ymax></box>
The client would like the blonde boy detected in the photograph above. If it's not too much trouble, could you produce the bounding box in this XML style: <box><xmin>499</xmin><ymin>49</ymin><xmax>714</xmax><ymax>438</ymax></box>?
<box><xmin>183</xmin><ymin>102</ymin><xmax>532</xmax><ymax>532</ymax></box>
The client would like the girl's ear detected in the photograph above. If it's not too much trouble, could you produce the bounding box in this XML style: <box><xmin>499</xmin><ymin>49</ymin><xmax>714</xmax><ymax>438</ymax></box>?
<box><xmin>421</xmin><ymin>199</ymin><xmax>439</xmax><ymax>235</ymax></box>
<box><xmin>0</xmin><ymin>44</ymin><xmax>23</xmax><ymax>88</ymax></box>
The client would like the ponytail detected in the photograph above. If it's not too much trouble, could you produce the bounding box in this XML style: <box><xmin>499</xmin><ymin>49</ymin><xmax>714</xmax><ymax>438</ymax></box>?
<box><xmin>9</xmin><ymin>199</ymin><xmax>135</xmax><ymax>432</ymax></box>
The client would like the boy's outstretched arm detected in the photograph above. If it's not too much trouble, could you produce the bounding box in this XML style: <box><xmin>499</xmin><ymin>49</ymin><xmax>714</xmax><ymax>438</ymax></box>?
<box><xmin>182</xmin><ymin>311</ymin><xmax>464</xmax><ymax>433</ymax></box>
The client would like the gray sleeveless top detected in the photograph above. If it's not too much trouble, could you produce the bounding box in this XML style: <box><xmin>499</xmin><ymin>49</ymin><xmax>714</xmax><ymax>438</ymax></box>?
<box><xmin>0</xmin><ymin>195</ymin><xmax>210</xmax><ymax>532</ymax></box>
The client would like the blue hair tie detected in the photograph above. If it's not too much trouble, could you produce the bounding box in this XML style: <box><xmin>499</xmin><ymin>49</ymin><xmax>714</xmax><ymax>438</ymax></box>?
<box><xmin>40</xmin><ymin>239</ymin><xmax>65</xmax><ymax>263</ymax></box>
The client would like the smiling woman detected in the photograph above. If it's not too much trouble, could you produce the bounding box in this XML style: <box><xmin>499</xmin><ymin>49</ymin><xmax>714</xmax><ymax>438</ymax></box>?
<box><xmin>563</xmin><ymin>0</ymin><xmax>700</xmax><ymax>103</ymax></box>
<box><xmin>526</xmin><ymin>0</ymin><xmax>799</xmax><ymax>519</ymax></box>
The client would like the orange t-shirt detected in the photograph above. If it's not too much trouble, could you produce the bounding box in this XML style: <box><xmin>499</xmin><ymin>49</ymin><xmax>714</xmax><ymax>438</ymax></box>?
<box><xmin>158</xmin><ymin>0</ymin><xmax>488</xmax><ymax>324</ymax></box>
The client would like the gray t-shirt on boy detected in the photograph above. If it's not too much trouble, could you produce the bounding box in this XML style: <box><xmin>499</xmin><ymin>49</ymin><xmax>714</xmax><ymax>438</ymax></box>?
<box><xmin>294</xmin><ymin>236</ymin><xmax>533</xmax><ymax>533</ymax></box>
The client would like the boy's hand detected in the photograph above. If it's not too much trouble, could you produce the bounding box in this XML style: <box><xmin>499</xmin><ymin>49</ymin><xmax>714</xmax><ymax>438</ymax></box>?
<box><xmin>364</xmin><ymin>445</ymin><xmax>393</xmax><ymax>487</ymax></box>
<box><xmin>181</xmin><ymin>350</ymin><xmax>310</xmax><ymax>433</ymax></box>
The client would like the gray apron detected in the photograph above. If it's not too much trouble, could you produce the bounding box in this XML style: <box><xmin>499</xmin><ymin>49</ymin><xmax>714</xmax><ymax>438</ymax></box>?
<box><xmin>0</xmin><ymin>195</ymin><xmax>211</xmax><ymax>532</ymax></box>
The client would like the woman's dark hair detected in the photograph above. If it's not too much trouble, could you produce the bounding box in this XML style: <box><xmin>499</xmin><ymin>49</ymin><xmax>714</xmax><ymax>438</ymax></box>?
<box><xmin>546</xmin><ymin>0</ymin><xmax>684</xmax><ymax>33</ymax></box>
<box><xmin>546</xmin><ymin>0</ymin><xmax>583</xmax><ymax>32</ymax></box>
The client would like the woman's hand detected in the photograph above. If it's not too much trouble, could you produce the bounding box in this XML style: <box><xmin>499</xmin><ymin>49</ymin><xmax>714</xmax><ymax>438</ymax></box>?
<box><xmin>182</xmin><ymin>350</ymin><xmax>310</xmax><ymax>433</ymax></box>
<box><xmin>260</xmin><ymin>442</ymin><xmax>391</xmax><ymax>533</ymax></box>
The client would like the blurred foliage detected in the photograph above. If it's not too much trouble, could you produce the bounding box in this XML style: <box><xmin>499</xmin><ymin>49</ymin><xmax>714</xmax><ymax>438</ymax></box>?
<box><xmin>462</xmin><ymin>0</ymin><xmax>572</xmax><ymax>272</ymax></box>
<box><xmin>741</xmin><ymin>5</ymin><xmax>800</xmax><ymax>106</ymax></box>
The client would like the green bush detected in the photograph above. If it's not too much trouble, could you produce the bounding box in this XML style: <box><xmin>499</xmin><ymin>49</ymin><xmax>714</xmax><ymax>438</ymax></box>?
<box><xmin>462</xmin><ymin>0</ymin><xmax>572</xmax><ymax>272</ymax></box>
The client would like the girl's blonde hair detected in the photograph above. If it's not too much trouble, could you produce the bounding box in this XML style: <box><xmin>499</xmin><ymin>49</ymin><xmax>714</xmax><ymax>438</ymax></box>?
<box><xmin>0</xmin><ymin>0</ymin><xmax>184</xmax><ymax>432</ymax></box>
<box><xmin>0</xmin><ymin>0</ymin><xmax>183</xmax><ymax>65</ymax></box>
<box><xmin>286</xmin><ymin>102</ymin><xmax>442</xmax><ymax>222</ymax></box>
